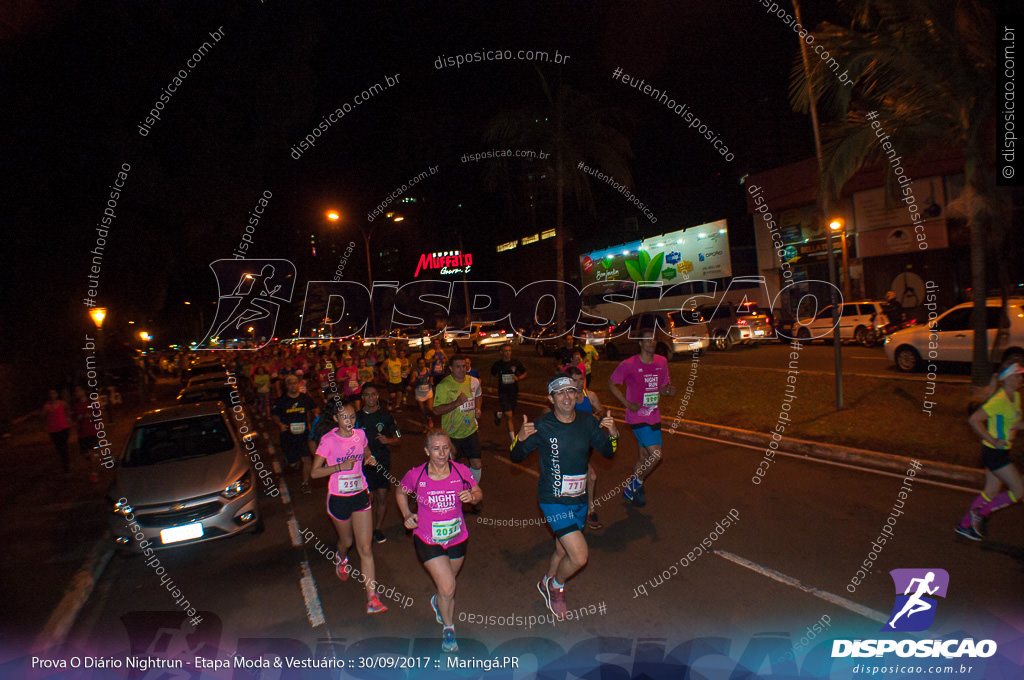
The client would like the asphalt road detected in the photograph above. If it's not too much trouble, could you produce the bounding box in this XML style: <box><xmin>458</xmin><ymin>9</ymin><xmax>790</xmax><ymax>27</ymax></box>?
<box><xmin>39</xmin><ymin>395</ymin><xmax>1020</xmax><ymax>676</ymax></box>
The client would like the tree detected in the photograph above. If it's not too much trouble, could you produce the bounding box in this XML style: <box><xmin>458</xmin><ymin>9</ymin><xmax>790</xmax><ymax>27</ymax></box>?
<box><xmin>484</xmin><ymin>69</ymin><xmax>633</xmax><ymax>329</ymax></box>
<box><xmin>789</xmin><ymin>0</ymin><xmax>1005</xmax><ymax>388</ymax></box>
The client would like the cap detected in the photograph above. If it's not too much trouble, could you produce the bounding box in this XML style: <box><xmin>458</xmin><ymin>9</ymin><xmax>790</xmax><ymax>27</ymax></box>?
<box><xmin>548</xmin><ymin>377</ymin><xmax>575</xmax><ymax>393</ymax></box>
<box><xmin>998</xmin><ymin>363</ymin><xmax>1024</xmax><ymax>381</ymax></box>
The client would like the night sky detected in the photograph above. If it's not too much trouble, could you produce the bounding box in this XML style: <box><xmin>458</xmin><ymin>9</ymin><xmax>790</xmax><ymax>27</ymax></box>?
<box><xmin>4</xmin><ymin>0</ymin><xmax>842</xmax><ymax>371</ymax></box>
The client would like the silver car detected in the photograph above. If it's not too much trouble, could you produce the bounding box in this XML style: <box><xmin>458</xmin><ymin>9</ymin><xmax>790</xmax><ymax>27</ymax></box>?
<box><xmin>109</xmin><ymin>402</ymin><xmax>262</xmax><ymax>551</ymax></box>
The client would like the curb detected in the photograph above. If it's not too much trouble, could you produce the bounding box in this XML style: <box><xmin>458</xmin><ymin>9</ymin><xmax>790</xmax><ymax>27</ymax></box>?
<box><xmin>499</xmin><ymin>389</ymin><xmax>984</xmax><ymax>489</ymax></box>
<box><xmin>31</xmin><ymin>534</ymin><xmax>115</xmax><ymax>653</ymax></box>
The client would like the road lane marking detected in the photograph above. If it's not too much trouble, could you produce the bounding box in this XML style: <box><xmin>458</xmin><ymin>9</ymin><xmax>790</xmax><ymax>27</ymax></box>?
<box><xmin>287</xmin><ymin>518</ymin><xmax>303</xmax><ymax>547</ymax></box>
<box><xmin>714</xmin><ymin>550</ymin><xmax>888</xmax><ymax>624</ymax></box>
<box><xmin>299</xmin><ymin>560</ymin><xmax>326</xmax><ymax>627</ymax></box>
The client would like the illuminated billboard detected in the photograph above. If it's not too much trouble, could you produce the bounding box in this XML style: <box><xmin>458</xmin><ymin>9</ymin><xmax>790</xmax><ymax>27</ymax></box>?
<box><xmin>579</xmin><ymin>219</ymin><xmax>732</xmax><ymax>286</ymax></box>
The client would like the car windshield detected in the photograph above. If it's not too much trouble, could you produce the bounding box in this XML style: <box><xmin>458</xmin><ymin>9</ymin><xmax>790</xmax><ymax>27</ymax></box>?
<box><xmin>123</xmin><ymin>414</ymin><xmax>234</xmax><ymax>467</ymax></box>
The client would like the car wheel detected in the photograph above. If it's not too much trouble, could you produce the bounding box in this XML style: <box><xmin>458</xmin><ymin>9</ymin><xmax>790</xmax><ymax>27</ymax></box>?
<box><xmin>895</xmin><ymin>346</ymin><xmax>922</xmax><ymax>372</ymax></box>
<box><xmin>713</xmin><ymin>331</ymin><xmax>731</xmax><ymax>351</ymax></box>
<box><xmin>854</xmin><ymin>326</ymin><xmax>872</xmax><ymax>347</ymax></box>
<box><xmin>472</xmin><ymin>341</ymin><xmax>480</xmax><ymax>354</ymax></box>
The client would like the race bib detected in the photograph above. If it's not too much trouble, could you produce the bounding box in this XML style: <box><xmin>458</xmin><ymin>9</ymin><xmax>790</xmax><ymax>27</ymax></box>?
<box><xmin>501</xmin><ymin>374</ymin><xmax>516</xmax><ymax>384</ymax></box>
<box><xmin>289</xmin><ymin>422</ymin><xmax>306</xmax><ymax>435</ymax></box>
<box><xmin>459</xmin><ymin>399</ymin><xmax>475</xmax><ymax>412</ymax></box>
<box><xmin>336</xmin><ymin>475</ymin><xmax>364</xmax><ymax>495</ymax></box>
<box><xmin>348</xmin><ymin>379</ymin><xmax>359</xmax><ymax>391</ymax></box>
<box><xmin>431</xmin><ymin>517</ymin><xmax>462</xmax><ymax>544</ymax></box>
<box><xmin>642</xmin><ymin>392</ymin><xmax>659</xmax><ymax>407</ymax></box>
<box><xmin>560</xmin><ymin>473</ymin><xmax>587</xmax><ymax>497</ymax></box>
<box><xmin>415</xmin><ymin>385</ymin><xmax>432</xmax><ymax>399</ymax></box>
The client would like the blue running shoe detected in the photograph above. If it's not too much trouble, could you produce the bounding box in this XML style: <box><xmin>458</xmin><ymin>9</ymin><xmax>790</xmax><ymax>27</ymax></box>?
<box><xmin>441</xmin><ymin>626</ymin><xmax>459</xmax><ymax>653</ymax></box>
<box><xmin>632</xmin><ymin>483</ymin><xmax>646</xmax><ymax>508</ymax></box>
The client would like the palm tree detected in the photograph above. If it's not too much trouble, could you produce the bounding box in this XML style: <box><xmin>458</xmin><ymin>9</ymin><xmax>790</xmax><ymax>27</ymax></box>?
<box><xmin>789</xmin><ymin>0</ymin><xmax>1004</xmax><ymax>388</ymax></box>
<box><xmin>485</xmin><ymin>69</ymin><xmax>633</xmax><ymax>328</ymax></box>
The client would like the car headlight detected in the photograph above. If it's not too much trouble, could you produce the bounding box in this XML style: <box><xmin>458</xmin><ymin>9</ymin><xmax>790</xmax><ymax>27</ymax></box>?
<box><xmin>883</xmin><ymin>337</ymin><xmax>892</xmax><ymax>345</ymax></box>
<box><xmin>221</xmin><ymin>471</ymin><xmax>254</xmax><ymax>499</ymax></box>
<box><xmin>110</xmin><ymin>496</ymin><xmax>133</xmax><ymax>516</ymax></box>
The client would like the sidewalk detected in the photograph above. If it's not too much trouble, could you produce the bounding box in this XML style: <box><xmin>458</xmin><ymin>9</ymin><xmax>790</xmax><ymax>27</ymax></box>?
<box><xmin>496</xmin><ymin>387</ymin><xmax>985</xmax><ymax>489</ymax></box>
<box><xmin>1</xmin><ymin>378</ymin><xmax>178</xmax><ymax>648</ymax></box>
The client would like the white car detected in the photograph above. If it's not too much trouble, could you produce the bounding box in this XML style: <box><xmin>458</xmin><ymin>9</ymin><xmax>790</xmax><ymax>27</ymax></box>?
<box><xmin>445</xmin><ymin>322</ymin><xmax>514</xmax><ymax>352</ymax></box>
<box><xmin>884</xmin><ymin>297</ymin><xmax>1024</xmax><ymax>371</ymax></box>
<box><xmin>796</xmin><ymin>300</ymin><xmax>890</xmax><ymax>345</ymax></box>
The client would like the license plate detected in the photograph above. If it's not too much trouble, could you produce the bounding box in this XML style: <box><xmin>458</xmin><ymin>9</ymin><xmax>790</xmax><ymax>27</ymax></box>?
<box><xmin>689</xmin><ymin>342</ymin><xmax>702</xmax><ymax>350</ymax></box>
<box><xmin>754</xmin><ymin>330</ymin><xmax>764</xmax><ymax>336</ymax></box>
<box><xmin>161</xmin><ymin>522</ymin><xmax>204</xmax><ymax>544</ymax></box>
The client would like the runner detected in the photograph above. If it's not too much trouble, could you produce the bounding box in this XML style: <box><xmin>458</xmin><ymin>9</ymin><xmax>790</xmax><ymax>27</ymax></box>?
<box><xmin>490</xmin><ymin>343</ymin><xmax>528</xmax><ymax>443</ymax></box>
<box><xmin>396</xmin><ymin>430</ymin><xmax>481</xmax><ymax>653</ymax></box>
<box><xmin>382</xmin><ymin>346</ymin><xmax>405</xmax><ymax>411</ymax></box>
<box><xmin>510</xmin><ymin>374</ymin><xmax>618</xmax><ymax>618</ymax></box>
<box><xmin>582</xmin><ymin>342</ymin><xmax>599</xmax><ymax>388</ymax></box>
<box><xmin>411</xmin><ymin>357</ymin><xmax>435</xmax><ymax>432</ymax></box>
<box><xmin>357</xmin><ymin>384</ymin><xmax>401</xmax><ymax>544</ymax></box>
<box><xmin>426</xmin><ymin>339</ymin><xmax>448</xmax><ymax>387</ymax></box>
<box><xmin>432</xmin><ymin>355</ymin><xmax>483</xmax><ymax>489</ymax></box>
<box><xmin>607</xmin><ymin>328</ymin><xmax>676</xmax><ymax>507</ymax></box>
<box><xmin>309</xmin><ymin>400</ymin><xmax>387</xmax><ymax>614</ymax></box>
<box><xmin>566</xmin><ymin>366</ymin><xmax>603</xmax><ymax>530</ymax></box>
<box><xmin>43</xmin><ymin>389</ymin><xmax>71</xmax><ymax>474</ymax></box>
<box><xmin>955</xmin><ymin>362</ymin><xmax>1024</xmax><ymax>540</ymax></box>
<box><xmin>271</xmin><ymin>374</ymin><xmax>319</xmax><ymax>494</ymax></box>
<box><xmin>253</xmin><ymin>365</ymin><xmax>272</xmax><ymax>418</ymax></box>
<box><xmin>338</xmin><ymin>354</ymin><xmax>362</xmax><ymax>409</ymax></box>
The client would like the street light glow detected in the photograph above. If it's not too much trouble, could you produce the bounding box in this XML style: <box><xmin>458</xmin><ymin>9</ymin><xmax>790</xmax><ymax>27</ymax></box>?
<box><xmin>326</xmin><ymin>211</ymin><xmax>340</xmax><ymax>221</ymax></box>
<box><xmin>89</xmin><ymin>307</ymin><xmax>107</xmax><ymax>329</ymax></box>
<box><xmin>829</xmin><ymin>219</ymin><xmax>843</xmax><ymax>231</ymax></box>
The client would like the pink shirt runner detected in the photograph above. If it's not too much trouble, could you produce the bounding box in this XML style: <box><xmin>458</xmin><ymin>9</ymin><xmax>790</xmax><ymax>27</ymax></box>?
<box><xmin>400</xmin><ymin>461</ymin><xmax>473</xmax><ymax>546</ymax></box>
<box><xmin>609</xmin><ymin>354</ymin><xmax>671</xmax><ymax>426</ymax></box>
<box><xmin>315</xmin><ymin>428</ymin><xmax>369</xmax><ymax>497</ymax></box>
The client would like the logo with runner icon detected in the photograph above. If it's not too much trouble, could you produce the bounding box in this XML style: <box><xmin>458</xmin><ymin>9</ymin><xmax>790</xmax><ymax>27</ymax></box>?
<box><xmin>882</xmin><ymin>568</ymin><xmax>949</xmax><ymax>632</ymax></box>
<box><xmin>198</xmin><ymin>259</ymin><xmax>296</xmax><ymax>350</ymax></box>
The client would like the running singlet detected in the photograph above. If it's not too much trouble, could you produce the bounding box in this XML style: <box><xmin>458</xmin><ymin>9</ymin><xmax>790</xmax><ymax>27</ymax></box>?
<box><xmin>272</xmin><ymin>393</ymin><xmax>317</xmax><ymax>435</ymax></box>
<box><xmin>982</xmin><ymin>390</ymin><xmax>1022</xmax><ymax>449</ymax></box>
<box><xmin>576</xmin><ymin>390</ymin><xmax>594</xmax><ymax>414</ymax></box>
<box><xmin>510</xmin><ymin>412</ymin><xmax>615</xmax><ymax>504</ymax></box>
<box><xmin>490</xmin><ymin>359</ymin><xmax>526</xmax><ymax>393</ymax></box>
<box><xmin>338</xmin><ymin>366</ymin><xmax>360</xmax><ymax>395</ymax></box>
<box><xmin>384</xmin><ymin>358</ymin><xmax>403</xmax><ymax>384</ymax></box>
<box><xmin>609</xmin><ymin>354</ymin><xmax>671</xmax><ymax>426</ymax></box>
<box><xmin>413</xmin><ymin>368</ymin><xmax>433</xmax><ymax>398</ymax></box>
<box><xmin>316</xmin><ymin>428</ymin><xmax>370</xmax><ymax>497</ymax></box>
<box><xmin>428</xmin><ymin>349</ymin><xmax>447</xmax><ymax>376</ymax></box>
<box><xmin>434</xmin><ymin>375</ymin><xmax>481</xmax><ymax>439</ymax></box>
<box><xmin>357</xmin><ymin>409</ymin><xmax>400</xmax><ymax>460</ymax></box>
<box><xmin>399</xmin><ymin>461</ymin><xmax>473</xmax><ymax>546</ymax></box>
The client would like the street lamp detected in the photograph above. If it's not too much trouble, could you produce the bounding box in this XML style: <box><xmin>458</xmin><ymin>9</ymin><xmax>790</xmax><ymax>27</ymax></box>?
<box><xmin>830</xmin><ymin>218</ymin><xmax>851</xmax><ymax>299</ymax></box>
<box><xmin>89</xmin><ymin>307</ymin><xmax>107</xmax><ymax>329</ymax></box>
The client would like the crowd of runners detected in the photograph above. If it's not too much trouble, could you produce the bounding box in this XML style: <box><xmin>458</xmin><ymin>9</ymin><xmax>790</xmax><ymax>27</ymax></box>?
<box><xmin>185</xmin><ymin>329</ymin><xmax>671</xmax><ymax>652</ymax></box>
<box><xmin>57</xmin><ymin>326</ymin><xmax>1022</xmax><ymax>654</ymax></box>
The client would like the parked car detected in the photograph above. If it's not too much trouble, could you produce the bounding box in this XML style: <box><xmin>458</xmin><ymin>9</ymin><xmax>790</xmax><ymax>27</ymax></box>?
<box><xmin>697</xmin><ymin>301</ymin><xmax>774</xmax><ymax>351</ymax></box>
<box><xmin>108</xmin><ymin>402</ymin><xmax>263</xmax><ymax>552</ymax></box>
<box><xmin>602</xmin><ymin>310</ymin><xmax>710</xmax><ymax>361</ymax></box>
<box><xmin>444</xmin><ymin>322</ymin><xmax>515</xmax><ymax>352</ymax></box>
<box><xmin>885</xmin><ymin>297</ymin><xmax>1024</xmax><ymax>372</ymax></box>
<box><xmin>794</xmin><ymin>300</ymin><xmax>891</xmax><ymax>346</ymax></box>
